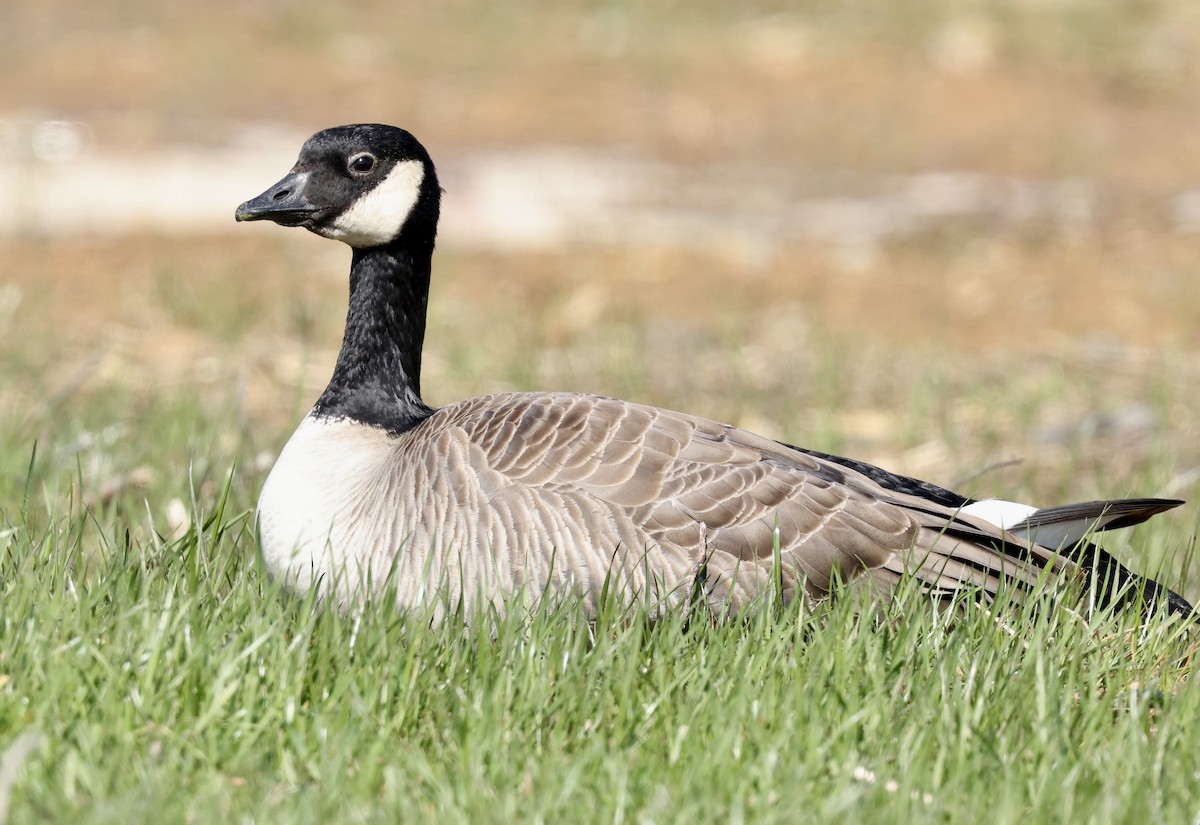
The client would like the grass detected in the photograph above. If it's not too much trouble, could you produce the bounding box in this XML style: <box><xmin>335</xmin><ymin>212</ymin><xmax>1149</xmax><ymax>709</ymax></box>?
<box><xmin>1</xmin><ymin>461</ymin><xmax>1198</xmax><ymax>824</ymax></box>
<box><xmin>1</xmin><ymin>233</ymin><xmax>1199</xmax><ymax>823</ymax></box>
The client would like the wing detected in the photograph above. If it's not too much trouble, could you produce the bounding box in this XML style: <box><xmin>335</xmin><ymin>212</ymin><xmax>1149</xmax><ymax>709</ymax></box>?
<box><xmin>444</xmin><ymin>392</ymin><xmax>1064</xmax><ymax>611</ymax></box>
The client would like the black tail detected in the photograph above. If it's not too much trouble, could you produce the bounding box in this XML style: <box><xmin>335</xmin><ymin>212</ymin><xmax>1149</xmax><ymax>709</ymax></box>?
<box><xmin>1065</xmin><ymin>539</ymin><xmax>1194</xmax><ymax>619</ymax></box>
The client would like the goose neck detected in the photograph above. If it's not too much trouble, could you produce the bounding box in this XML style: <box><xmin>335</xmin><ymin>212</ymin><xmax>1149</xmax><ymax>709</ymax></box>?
<box><xmin>313</xmin><ymin>243</ymin><xmax>434</xmax><ymax>431</ymax></box>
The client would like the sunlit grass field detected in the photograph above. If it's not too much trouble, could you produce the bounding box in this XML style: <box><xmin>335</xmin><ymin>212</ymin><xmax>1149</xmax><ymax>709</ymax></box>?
<box><xmin>2</xmin><ymin>488</ymin><xmax>1199</xmax><ymax>824</ymax></box>
<box><xmin>1</xmin><ymin>233</ymin><xmax>1199</xmax><ymax>823</ymax></box>
<box><xmin>4</xmin><ymin>0</ymin><xmax>1200</xmax><ymax>821</ymax></box>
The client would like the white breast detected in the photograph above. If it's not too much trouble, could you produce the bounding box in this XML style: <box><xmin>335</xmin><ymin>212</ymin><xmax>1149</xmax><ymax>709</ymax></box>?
<box><xmin>256</xmin><ymin>415</ymin><xmax>401</xmax><ymax>602</ymax></box>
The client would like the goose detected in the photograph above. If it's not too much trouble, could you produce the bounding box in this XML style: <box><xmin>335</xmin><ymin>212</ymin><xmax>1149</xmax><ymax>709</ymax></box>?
<box><xmin>235</xmin><ymin>124</ymin><xmax>1192</xmax><ymax>620</ymax></box>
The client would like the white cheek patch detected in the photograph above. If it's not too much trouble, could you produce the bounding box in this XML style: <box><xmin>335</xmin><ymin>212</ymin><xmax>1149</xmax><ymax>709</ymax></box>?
<box><xmin>321</xmin><ymin>159</ymin><xmax>425</xmax><ymax>247</ymax></box>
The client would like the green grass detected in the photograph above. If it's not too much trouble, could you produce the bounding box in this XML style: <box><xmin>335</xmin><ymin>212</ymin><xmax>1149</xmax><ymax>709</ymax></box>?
<box><xmin>1</xmin><ymin>387</ymin><xmax>1198</xmax><ymax>824</ymax></box>
<box><xmin>1</xmin><ymin>233</ymin><xmax>1198</xmax><ymax>822</ymax></box>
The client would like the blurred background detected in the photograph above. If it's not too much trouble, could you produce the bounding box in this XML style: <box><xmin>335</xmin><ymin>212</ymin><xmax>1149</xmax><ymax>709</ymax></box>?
<box><xmin>2</xmin><ymin>0</ymin><xmax>1200</xmax><ymax>547</ymax></box>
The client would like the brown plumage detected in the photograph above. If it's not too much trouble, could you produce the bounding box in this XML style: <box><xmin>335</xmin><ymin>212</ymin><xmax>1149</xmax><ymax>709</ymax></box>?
<box><xmin>426</xmin><ymin>393</ymin><xmax>1067</xmax><ymax>608</ymax></box>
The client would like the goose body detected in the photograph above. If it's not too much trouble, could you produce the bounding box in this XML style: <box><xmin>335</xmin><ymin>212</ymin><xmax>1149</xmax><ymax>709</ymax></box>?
<box><xmin>237</xmin><ymin>124</ymin><xmax>1192</xmax><ymax>619</ymax></box>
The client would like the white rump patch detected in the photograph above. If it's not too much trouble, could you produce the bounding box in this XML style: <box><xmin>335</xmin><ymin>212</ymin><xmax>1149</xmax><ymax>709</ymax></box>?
<box><xmin>322</xmin><ymin>159</ymin><xmax>425</xmax><ymax>247</ymax></box>
<box><xmin>961</xmin><ymin>498</ymin><xmax>1093</xmax><ymax>549</ymax></box>
<box><xmin>960</xmin><ymin>498</ymin><xmax>1038</xmax><ymax>531</ymax></box>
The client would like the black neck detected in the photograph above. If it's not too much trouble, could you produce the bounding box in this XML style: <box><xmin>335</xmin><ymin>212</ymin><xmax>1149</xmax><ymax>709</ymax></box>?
<box><xmin>312</xmin><ymin>243</ymin><xmax>435</xmax><ymax>432</ymax></box>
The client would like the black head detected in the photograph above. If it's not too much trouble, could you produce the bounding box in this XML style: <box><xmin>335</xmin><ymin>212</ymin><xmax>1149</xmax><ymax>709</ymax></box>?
<box><xmin>235</xmin><ymin>124</ymin><xmax>440</xmax><ymax>249</ymax></box>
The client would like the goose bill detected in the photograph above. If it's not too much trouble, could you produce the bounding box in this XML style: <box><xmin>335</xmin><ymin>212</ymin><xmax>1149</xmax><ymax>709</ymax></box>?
<box><xmin>235</xmin><ymin>170</ymin><xmax>316</xmax><ymax>226</ymax></box>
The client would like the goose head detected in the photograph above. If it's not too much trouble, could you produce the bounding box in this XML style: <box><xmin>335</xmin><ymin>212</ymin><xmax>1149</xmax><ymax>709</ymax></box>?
<box><xmin>235</xmin><ymin>124</ymin><xmax>440</xmax><ymax>249</ymax></box>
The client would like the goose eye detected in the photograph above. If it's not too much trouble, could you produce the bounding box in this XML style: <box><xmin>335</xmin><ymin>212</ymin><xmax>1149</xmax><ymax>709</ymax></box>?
<box><xmin>348</xmin><ymin>153</ymin><xmax>377</xmax><ymax>174</ymax></box>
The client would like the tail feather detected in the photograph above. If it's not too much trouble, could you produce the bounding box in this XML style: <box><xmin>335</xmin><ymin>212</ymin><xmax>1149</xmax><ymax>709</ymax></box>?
<box><xmin>1063</xmin><ymin>539</ymin><xmax>1195</xmax><ymax>618</ymax></box>
<box><xmin>958</xmin><ymin>497</ymin><xmax>1193</xmax><ymax>618</ymax></box>
<box><xmin>1011</xmin><ymin>498</ymin><xmax>1184</xmax><ymax>544</ymax></box>
<box><xmin>961</xmin><ymin>497</ymin><xmax>1184</xmax><ymax>549</ymax></box>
